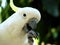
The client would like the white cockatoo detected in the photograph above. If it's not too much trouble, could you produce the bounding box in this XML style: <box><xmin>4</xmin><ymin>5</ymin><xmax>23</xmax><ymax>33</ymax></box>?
<box><xmin>0</xmin><ymin>0</ymin><xmax>41</xmax><ymax>45</ymax></box>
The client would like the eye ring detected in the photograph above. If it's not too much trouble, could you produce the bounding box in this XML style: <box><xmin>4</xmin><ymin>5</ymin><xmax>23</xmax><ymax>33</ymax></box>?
<box><xmin>23</xmin><ymin>14</ymin><xmax>26</xmax><ymax>17</ymax></box>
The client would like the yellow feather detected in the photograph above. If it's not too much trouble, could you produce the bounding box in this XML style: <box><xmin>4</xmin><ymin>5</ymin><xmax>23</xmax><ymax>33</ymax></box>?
<box><xmin>10</xmin><ymin>0</ymin><xmax>19</xmax><ymax>12</ymax></box>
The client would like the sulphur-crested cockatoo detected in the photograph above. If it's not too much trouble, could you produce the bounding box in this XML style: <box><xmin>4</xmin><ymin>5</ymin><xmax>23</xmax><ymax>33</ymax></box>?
<box><xmin>0</xmin><ymin>0</ymin><xmax>41</xmax><ymax>45</ymax></box>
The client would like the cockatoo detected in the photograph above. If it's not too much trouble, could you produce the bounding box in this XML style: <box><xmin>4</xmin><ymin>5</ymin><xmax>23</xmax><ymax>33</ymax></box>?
<box><xmin>0</xmin><ymin>0</ymin><xmax>41</xmax><ymax>45</ymax></box>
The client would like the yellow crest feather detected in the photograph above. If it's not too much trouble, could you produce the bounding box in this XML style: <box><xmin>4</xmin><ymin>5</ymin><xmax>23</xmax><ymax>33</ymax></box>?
<box><xmin>10</xmin><ymin>0</ymin><xmax>19</xmax><ymax>12</ymax></box>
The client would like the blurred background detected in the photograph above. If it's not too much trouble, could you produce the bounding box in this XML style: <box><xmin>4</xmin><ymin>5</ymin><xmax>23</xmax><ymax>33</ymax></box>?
<box><xmin>0</xmin><ymin>0</ymin><xmax>60</xmax><ymax>45</ymax></box>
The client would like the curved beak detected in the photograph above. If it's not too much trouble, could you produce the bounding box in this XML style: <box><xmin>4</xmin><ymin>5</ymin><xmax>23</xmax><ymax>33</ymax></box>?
<box><xmin>28</xmin><ymin>20</ymin><xmax>37</xmax><ymax>30</ymax></box>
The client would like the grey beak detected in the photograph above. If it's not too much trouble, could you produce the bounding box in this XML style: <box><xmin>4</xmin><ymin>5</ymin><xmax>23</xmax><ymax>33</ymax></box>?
<box><xmin>28</xmin><ymin>20</ymin><xmax>37</xmax><ymax>30</ymax></box>
<box><xmin>27</xmin><ymin>19</ymin><xmax>38</xmax><ymax>38</ymax></box>
<box><xmin>27</xmin><ymin>20</ymin><xmax>38</xmax><ymax>45</ymax></box>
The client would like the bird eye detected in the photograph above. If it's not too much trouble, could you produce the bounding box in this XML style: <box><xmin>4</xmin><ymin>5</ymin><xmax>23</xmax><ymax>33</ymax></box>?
<box><xmin>23</xmin><ymin>14</ymin><xmax>26</xmax><ymax>17</ymax></box>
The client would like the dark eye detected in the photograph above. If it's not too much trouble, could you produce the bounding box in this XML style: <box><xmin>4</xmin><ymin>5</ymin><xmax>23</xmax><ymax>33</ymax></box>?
<box><xmin>23</xmin><ymin>14</ymin><xmax>26</xmax><ymax>17</ymax></box>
